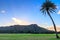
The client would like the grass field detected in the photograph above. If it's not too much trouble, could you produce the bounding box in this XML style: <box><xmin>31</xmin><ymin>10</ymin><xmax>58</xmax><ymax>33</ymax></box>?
<box><xmin>0</xmin><ymin>34</ymin><xmax>60</xmax><ymax>40</ymax></box>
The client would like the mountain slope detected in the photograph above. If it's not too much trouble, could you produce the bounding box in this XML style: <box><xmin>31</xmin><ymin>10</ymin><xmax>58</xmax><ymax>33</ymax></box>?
<box><xmin>0</xmin><ymin>24</ymin><xmax>54</xmax><ymax>33</ymax></box>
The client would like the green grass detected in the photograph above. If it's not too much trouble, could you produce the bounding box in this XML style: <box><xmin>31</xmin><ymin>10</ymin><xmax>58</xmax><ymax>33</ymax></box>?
<box><xmin>0</xmin><ymin>34</ymin><xmax>60</xmax><ymax>40</ymax></box>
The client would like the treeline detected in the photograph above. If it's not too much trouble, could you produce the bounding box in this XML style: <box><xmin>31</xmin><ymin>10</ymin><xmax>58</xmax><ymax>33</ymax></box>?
<box><xmin>0</xmin><ymin>24</ymin><xmax>55</xmax><ymax>34</ymax></box>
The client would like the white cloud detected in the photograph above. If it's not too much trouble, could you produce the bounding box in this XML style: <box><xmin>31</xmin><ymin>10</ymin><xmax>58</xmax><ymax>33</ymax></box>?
<box><xmin>57</xmin><ymin>10</ymin><xmax>60</xmax><ymax>14</ymax></box>
<box><xmin>12</xmin><ymin>17</ymin><xmax>30</xmax><ymax>25</ymax></box>
<box><xmin>0</xmin><ymin>17</ymin><xmax>31</xmax><ymax>27</ymax></box>
<box><xmin>46</xmin><ymin>26</ymin><xmax>60</xmax><ymax>32</ymax></box>
<box><xmin>0</xmin><ymin>22</ymin><xmax>16</xmax><ymax>27</ymax></box>
<box><xmin>1</xmin><ymin>10</ymin><xmax>6</xmax><ymax>13</ymax></box>
<box><xmin>56</xmin><ymin>6</ymin><xmax>59</xmax><ymax>9</ymax></box>
<box><xmin>38</xmin><ymin>23</ymin><xmax>49</xmax><ymax>28</ymax></box>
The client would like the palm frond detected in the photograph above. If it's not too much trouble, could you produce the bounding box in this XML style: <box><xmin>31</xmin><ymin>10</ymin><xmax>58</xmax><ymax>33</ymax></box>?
<box><xmin>40</xmin><ymin>0</ymin><xmax>57</xmax><ymax>15</ymax></box>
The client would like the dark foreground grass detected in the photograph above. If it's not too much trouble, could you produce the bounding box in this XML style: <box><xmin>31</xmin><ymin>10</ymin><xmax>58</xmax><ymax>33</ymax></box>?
<box><xmin>0</xmin><ymin>34</ymin><xmax>60</xmax><ymax>40</ymax></box>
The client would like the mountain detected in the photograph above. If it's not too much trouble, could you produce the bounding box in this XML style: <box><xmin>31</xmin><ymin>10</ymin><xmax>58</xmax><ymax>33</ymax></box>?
<box><xmin>0</xmin><ymin>24</ymin><xmax>54</xmax><ymax>33</ymax></box>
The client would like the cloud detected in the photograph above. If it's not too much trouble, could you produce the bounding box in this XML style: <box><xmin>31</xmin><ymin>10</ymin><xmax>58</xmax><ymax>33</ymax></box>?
<box><xmin>12</xmin><ymin>17</ymin><xmax>30</xmax><ymax>25</ymax></box>
<box><xmin>0</xmin><ymin>17</ymin><xmax>31</xmax><ymax>26</ymax></box>
<box><xmin>46</xmin><ymin>26</ymin><xmax>60</xmax><ymax>32</ymax></box>
<box><xmin>38</xmin><ymin>23</ymin><xmax>49</xmax><ymax>28</ymax></box>
<box><xmin>1</xmin><ymin>10</ymin><xmax>6</xmax><ymax>13</ymax></box>
<box><xmin>0</xmin><ymin>22</ymin><xmax>16</xmax><ymax>27</ymax></box>
<box><xmin>57</xmin><ymin>10</ymin><xmax>60</xmax><ymax>14</ymax></box>
<box><xmin>56</xmin><ymin>6</ymin><xmax>59</xmax><ymax>9</ymax></box>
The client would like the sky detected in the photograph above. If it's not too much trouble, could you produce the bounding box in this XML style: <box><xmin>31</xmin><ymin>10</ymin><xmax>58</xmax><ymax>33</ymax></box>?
<box><xmin>0</xmin><ymin>0</ymin><xmax>60</xmax><ymax>28</ymax></box>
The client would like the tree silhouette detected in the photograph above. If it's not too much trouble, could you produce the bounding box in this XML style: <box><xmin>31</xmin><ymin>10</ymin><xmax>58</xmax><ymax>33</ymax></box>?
<box><xmin>40</xmin><ymin>0</ymin><xmax>59</xmax><ymax>38</ymax></box>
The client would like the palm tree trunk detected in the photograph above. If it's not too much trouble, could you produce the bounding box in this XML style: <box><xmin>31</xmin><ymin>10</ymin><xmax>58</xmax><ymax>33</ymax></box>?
<box><xmin>47</xmin><ymin>11</ymin><xmax>59</xmax><ymax>38</ymax></box>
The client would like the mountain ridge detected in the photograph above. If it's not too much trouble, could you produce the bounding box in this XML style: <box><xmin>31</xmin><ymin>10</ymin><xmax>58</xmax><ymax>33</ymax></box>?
<box><xmin>0</xmin><ymin>24</ymin><xmax>54</xmax><ymax>33</ymax></box>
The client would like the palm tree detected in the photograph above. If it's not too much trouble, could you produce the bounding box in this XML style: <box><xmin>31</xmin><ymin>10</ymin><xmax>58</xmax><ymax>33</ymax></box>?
<box><xmin>40</xmin><ymin>0</ymin><xmax>59</xmax><ymax>38</ymax></box>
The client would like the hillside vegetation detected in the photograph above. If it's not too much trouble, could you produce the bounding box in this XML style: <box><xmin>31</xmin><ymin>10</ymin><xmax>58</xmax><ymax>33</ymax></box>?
<box><xmin>0</xmin><ymin>24</ymin><xmax>54</xmax><ymax>33</ymax></box>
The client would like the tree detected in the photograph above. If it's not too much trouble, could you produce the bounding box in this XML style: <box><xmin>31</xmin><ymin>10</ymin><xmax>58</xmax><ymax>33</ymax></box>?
<box><xmin>40</xmin><ymin>0</ymin><xmax>59</xmax><ymax>38</ymax></box>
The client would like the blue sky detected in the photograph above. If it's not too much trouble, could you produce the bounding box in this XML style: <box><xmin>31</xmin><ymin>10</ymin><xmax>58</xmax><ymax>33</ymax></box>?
<box><xmin>0</xmin><ymin>0</ymin><xmax>60</xmax><ymax>28</ymax></box>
